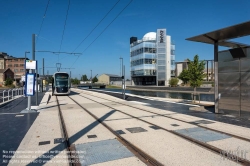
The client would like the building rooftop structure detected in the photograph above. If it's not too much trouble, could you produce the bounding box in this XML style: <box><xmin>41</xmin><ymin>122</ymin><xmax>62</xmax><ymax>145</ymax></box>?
<box><xmin>103</xmin><ymin>74</ymin><xmax>121</xmax><ymax>77</ymax></box>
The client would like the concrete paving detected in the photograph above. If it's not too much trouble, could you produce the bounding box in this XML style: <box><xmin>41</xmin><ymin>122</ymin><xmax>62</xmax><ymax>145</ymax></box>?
<box><xmin>71</xmin><ymin>89</ymin><xmax>242</xmax><ymax>165</ymax></box>
<box><xmin>9</xmin><ymin>92</ymin><xmax>69</xmax><ymax>166</ymax></box>
<box><xmin>1</xmin><ymin>87</ymin><xmax>250</xmax><ymax>165</ymax></box>
<box><xmin>0</xmin><ymin>91</ymin><xmax>46</xmax><ymax>166</ymax></box>
<box><xmin>88</xmin><ymin>88</ymin><xmax>250</xmax><ymax>128</ymax></box>
<box><xmin>74</xmin><ymin>88</ymin><xmax>250</xmax><ymax>161</ymax></box>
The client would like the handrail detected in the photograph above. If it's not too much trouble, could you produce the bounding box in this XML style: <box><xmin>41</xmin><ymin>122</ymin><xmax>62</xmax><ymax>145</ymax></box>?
<box><xmin>1</xmin><ymin>87</ymin><xmax>25</xmax><ymax>104</ymax></box>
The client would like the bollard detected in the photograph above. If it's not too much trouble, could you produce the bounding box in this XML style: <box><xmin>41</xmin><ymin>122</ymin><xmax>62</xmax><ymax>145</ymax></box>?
<box><xmin>12</xmin><ymin>89</ymin><xmax>14</xmax><ymax>99</ymax></box>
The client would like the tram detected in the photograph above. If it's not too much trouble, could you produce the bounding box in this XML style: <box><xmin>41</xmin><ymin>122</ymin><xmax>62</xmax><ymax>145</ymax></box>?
<box><xmin>52</xmin><ymin>72</ymin><xmax>70</xmax><ymax>96</ymax></box>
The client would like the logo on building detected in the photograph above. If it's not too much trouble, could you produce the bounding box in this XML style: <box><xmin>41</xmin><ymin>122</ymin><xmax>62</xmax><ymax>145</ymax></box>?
<box><xmin>160</xmin><ymin>30</ymin><xmax>164</xmax><ymax>43</ymax></box>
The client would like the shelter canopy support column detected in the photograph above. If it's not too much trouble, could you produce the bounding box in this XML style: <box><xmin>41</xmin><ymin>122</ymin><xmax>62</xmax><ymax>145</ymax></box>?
<box><xmin>214</xmin><ymin>41</ymin><xmax>219</xmax><ymax>113</ymax></box>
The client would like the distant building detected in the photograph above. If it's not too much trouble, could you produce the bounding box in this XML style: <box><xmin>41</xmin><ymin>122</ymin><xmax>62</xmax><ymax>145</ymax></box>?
<box><xmin>130</xmin><ymin>29</ymin><xmax>175</xmax><ymax>86</ymax></box>
<box><xmin>0</xmin><ymin>68</ymin><xmax>14</xmax><ymax>84</ymax></box>
<box><xmin>175</xmin><ymin>60</ymin><xmax>214</xmax><ymax>81</ymax></box>
<box><xmin>0</xmin><ymin>52</ymin><xmax>28</xmax><ymax>82</ymax></box>
<box><xmin>175</xmin><ymin>61</ymin><xmax>188</xmax><ymax>78</ymax></box>
<box><xmin>98</xmin><ymin>74</ymin><xmax>122</xmax><ymax>85</ymax></box>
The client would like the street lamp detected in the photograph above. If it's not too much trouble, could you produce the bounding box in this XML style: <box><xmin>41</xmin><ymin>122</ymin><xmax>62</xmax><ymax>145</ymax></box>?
<box><xmin>90</xmin><ymin>70</ymin><xmax>92</xmax><ymax>88</ymax></box>
<box><xmin>119</xmin><ymin>57</ymin><xmax>125</xmax><ymax>99</ymax></box>
<box><xmin>119</xmin><ymin>57</ymin><xmax>123</xmax><ymax>77</ymax></box>
<box><xmin>25</xmin><ymin>51</ymin><xmax>30</xmax><ymax>60</ymax></box>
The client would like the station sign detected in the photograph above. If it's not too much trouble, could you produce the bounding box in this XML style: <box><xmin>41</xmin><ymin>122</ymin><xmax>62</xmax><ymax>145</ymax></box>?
<box><xmin>25</xmin><ymin>60</ymin><xmax>37</xmax><ymax>70</ymax></box>
<box><xmin>25</xmin><ymin>73</ymin><xmax>35</xmax><ymax>96</ymax></box>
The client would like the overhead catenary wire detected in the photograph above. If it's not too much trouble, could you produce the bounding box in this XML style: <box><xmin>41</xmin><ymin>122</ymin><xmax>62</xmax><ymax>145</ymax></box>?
<box><xmin>70</xmin><ymin>0</ymin><xmax>133</xmax><ymax>68</ymax></box>
<box><xmin>36</xmin><ymin>0</ymin><xmax>50</xmax><ymax>45</ymax></box>
<box><xmin>58</xmin><ymin>0</ymin><xmax>71</xmax><ymax>62</ymax></box>
<box><xmin>57</xmin><ymin>0</ymin><xmax>121</xmax><ymax>63</ymax></box>
<box><xmin>72</xmin><ymin>0</ymin><xmax>121</xmax><ymax>53</ymax></box>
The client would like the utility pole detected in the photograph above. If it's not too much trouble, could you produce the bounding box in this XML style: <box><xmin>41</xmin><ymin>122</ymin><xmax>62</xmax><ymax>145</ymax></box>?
<box><xmin>25</xmin><ymin>34</ymin><xmax>35</xmax><ymax>111</ymax></box>
<box><xmin>24</xmin><ymin>51</ymin><xmax>30</xmax><ymax>77</ymax></box>
<box><xmin>36</xmin><ymin>62</ymin><xmax>38</xmax><ymax>105</ymax></box>
<box><xmin>91</xmin><ymin>70</ymin><xmax>92</xmax><ymax>89</ymax></box>
<box><xmin>42</xmin><ymin>58</ymin><xmax>44</xmax><ymax>92</ymax></box>
<box><xmin>31</xmin><ymin>34</ymin><xmax>39</xmax><ymax>106</ymax></box>
<box><xmin>43</xmin><ymin>58</ymin><xmax>44</xmax><ymax>76</ymax></box>
<box><xmin>123</xmin><ymin>65</ymin><xmax>125</xmax><ymax>100</ymax></box>
<box><xmin>23</xmin><ymin>51</ymin><xmax>30</xmax><ymax>96</ymax></box>
<box><xmin>120</xmin><ymin>57</ymin><xmax>123</xmax><ymax>98</ymax></box>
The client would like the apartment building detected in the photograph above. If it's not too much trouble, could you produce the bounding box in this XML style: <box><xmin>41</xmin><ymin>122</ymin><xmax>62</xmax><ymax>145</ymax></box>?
<box><xmin>0</xmin><ymin>52</ymin><xmax>27</xmax><ymax>81</ymax></box>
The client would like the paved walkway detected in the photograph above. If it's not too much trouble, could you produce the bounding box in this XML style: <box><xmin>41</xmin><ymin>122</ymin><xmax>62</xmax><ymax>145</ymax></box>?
<box><xmin>0</xmin><ymin>91</ymin><xmax>46</xmax><ymax>166</ymax></box>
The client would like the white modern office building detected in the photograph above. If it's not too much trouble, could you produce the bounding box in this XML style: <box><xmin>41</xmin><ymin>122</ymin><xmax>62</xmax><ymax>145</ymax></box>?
<box><xmin>130</xmin><ymin>29</ymin><xmax>175</xmax><ymax>86</ymax></box>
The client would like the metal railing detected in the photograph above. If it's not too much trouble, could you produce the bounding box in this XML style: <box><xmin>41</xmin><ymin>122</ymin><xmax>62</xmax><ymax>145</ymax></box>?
<box><xmin>0</xmin><ymin>87</ymin><xmax>24</xmax><ymax>103</ymax></box>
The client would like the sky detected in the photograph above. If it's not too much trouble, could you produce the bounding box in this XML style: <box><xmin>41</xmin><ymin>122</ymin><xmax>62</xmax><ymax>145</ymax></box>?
<box><xmin>1</xmin><ymin>0</ymin><xmax>250</xmax><ymax>79</ymax></box>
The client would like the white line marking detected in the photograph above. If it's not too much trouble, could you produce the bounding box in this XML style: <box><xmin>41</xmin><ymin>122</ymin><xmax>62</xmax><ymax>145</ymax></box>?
<box><xmin>0</xmin><ymin>113</ymin><xmax>23</xmax><ymax>115</ymax></box>
<box><xmin>129</xmin><ymin>101</ymin><xmax>150</xmax><ymax>105</ymax></box>
<box><xmin>15</xmin><ymin>114</ymin><xmax>24</xmax><ymax>117</ymax></box>
<box><xmin>79</xmin><ymin>88</ymin><xmax>200</xmax><ymax>107</ymax></box>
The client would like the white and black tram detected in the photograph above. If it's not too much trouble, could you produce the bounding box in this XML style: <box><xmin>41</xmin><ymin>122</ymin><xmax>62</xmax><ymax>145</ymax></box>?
<box><xmin>52</xmin><ymin>72</ymin><xmax>70</xmax><ymax>96</ymax></box>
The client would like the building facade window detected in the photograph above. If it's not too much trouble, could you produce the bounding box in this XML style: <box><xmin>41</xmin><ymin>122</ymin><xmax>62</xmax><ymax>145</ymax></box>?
<box><xmin>14</xmin><ymin>69</ymin><xmax>18</xmax><ymax>72</ymax></box>
<box><xmin>14</xmin><ymin>64</ymin><xmax>19</xmax><ymax>67</ymax></box>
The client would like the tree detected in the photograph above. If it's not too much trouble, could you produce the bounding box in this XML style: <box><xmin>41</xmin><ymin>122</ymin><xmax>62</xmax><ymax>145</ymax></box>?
<box><xmin>48</xmin><ymin>76</ymin><xmax>53</xmax><ymax>83</ymax></box>
<box><xmin>71</xmin><ymin>78</ymin><xmax>80</xmax><ymax>85</ymax></box>
<box><xmin>81</xmin><ymin>74</ymin><xmax>88</xmax><ymax>81</ymax></box>
<box><xmin>178</xmin><ymin>69</ymin><xmax>189</xmax><ymax>85</ymax></box>
<box><xmin>187</xmin><ymin>55</ymin><xmax>206</xmax><ymax>102</ymax></box>
<box><xmin>92</xmin><ymin>76</ymin><xmax>98</xmax><ymax>83</ymax></box>
<box><xmin>5</xmin><ymin>78</ymin><xmax>13</xmax><ymax>86</ymax></box>
<box><xmin>168</xmin><ymin>78</ymin><xmax>179</xmax><ymax>87</ymax></box>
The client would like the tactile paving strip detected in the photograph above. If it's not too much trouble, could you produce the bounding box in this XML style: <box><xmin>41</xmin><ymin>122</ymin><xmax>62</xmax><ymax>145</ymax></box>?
<box><xmin>126</xmin><ymin>127</ymin><xmax>147</xmax><ymax>133</ymax></box>
<box><xmin>174</xmin><ymin>127</ymin><xmax>231</xmax><ymax>142</ymax></box>
<box><xmin>115</xmin><ymin>130</ymin><xmax>126</xmax><ymax>134</ymax></box>
<box><xmin>75</xmin><ymin>139</ymin><xmax>134</xmax><ymax>165</ymax></box>
<box><xmin>191</xmin><ymin>120</ymin><xmax>215</xmax><ymax>124</ymax></box>
<box><xmin>149</xmin><ymin>126</ymin><xmax>161</xmax><ymax>130</ymax></box>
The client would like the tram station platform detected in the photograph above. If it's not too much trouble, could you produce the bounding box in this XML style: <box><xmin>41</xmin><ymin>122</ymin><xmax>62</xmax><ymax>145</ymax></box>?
<box><xmin>1</xmin><ymin>88</ymin><xmax>250</xmax><ymax>165</ymax></box>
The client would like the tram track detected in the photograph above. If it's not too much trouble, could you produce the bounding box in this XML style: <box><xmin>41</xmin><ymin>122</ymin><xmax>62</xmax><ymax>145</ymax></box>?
<box><xmin>78</xmin><ymin>89</ymin><xmax>250</xmax><ymax>142</ymax></box>
<box><xmin>67</xmin><ymin>95</ymin><xmax>164</xmax><ymax>166</ymax></box>
<box><xmin>56</xmin><ymin>96</ymin><xmax>80</xmax><ymax>166</ymax></box>
<box><xmin>73</xmin><ymin>90</ymin><xmax>250</xmax><ymax>166</ymax></box>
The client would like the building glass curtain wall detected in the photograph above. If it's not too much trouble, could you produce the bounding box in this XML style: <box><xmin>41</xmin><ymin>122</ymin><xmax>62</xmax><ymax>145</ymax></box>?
<box><xmin>130</xmin><ymin>29</ymin><xmax>175</xmax><ymax>86</ymax></box>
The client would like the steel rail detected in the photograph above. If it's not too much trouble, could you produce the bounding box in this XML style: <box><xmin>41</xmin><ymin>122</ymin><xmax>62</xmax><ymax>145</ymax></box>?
<box><xmin>56</xmin><ymin>96</ymin><xmax>80</xmax><ymax>166</ymax></box>
<box><xmin>68</xmin><ymin>96</ymin><xmax>164</xmax><ymax>166</ymax></box>
<box><xmin>81</xmin><ymin>90</ymin><xmax>250</xmax><ymax>143</ymax></box>
<box><xmin>76</xmin><ymin>92</ymin><xmax>250</xmax><ymax>166</ymax></box>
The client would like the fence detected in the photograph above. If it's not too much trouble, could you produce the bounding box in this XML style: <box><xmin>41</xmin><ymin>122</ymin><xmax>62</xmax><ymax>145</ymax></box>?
<box><xmin>0</xmin><ymin>87</ymin><xmax>24</xmax><ymax>104</ymax></box>
<box><xmin>110</xmin><ymin>81</ymin><xmax>132</xmax><ymax>86</ymax></box>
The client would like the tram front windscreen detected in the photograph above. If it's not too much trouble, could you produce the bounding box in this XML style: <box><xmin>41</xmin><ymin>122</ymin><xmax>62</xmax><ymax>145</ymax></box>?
<box><xmin>55</xmin><ymin>73</ymin><xmax>69</xmax><ymax>87</ymax></box>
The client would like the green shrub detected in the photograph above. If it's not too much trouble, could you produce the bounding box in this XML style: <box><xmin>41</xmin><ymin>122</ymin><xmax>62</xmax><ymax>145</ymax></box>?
<box><xmin>169</xmin><ymin>78</ymin><xmax>179</xmax><ymax>87</ymax></box>
<box><xmin>5</xmin><ymin>78</ymin><xmax>13</xmax><ymax>86</ymax></box>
